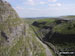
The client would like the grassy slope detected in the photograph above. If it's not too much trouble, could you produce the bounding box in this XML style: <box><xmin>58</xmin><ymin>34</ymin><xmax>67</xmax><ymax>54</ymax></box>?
<box><xmin>36</xmin><ymin>18</ymin><xmax>75</xmax><ymax>34</ymax></box>
<box><xmin>54</xmin><ymin>21</ymin><xmax>75</xmax><ymax>34</ymax></box>
<box><xmin>0</xmin><ymin>18</ymin><xmax>23</xmax><ymax>56</ymax></box>
<box><xmin>0</xmin><ymin>18</ymin><xmax>47</xmax><ymax>56</ymax></box>
<box><xmin>0</xmin><ymin>1</ymin><xmax>47</xmax><ymax>55</ymax></box>
<box><xmin>23</xmin><ymin>19</ymin><xmax>46</xmax><ymax>56</ymax></box>
<box><xmin>32</xmin><ymin>17</ymin><xmax>75</xmax><ymax>52</ymax></box>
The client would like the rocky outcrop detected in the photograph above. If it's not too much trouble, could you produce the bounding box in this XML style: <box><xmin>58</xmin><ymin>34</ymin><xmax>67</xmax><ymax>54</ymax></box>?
<box><xmin>0</xmin><ymin>0</ymin><xmax>48</xmax><ymax>56</ymax></box>
<box><xmin>0</xmin><ymin>0</ymin><xmax>25</xmax><ymax>43</ymax></box>
<box><xmin>0</xmin><ymin>0</ymin><xmax>26</xmax><ymax>55</ymax></box>
<box><xmin>0</xmin><ymin>0</ymin><xmax>19</xmax><ymax>22</ymax></box>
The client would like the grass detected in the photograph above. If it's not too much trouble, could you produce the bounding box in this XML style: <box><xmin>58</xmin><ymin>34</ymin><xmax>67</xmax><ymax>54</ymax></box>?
<box><xmin>27</xmin><ymin>24</ymin><xmax>46</xmax><ymax>56</ymax></box>
<box><xmin>5</xmin><ymin>18</ymin><xmax>22</xmax><ymax>26</ymax></box>
<box><xmin>0</xmin><ymin>34</ymin><xmax>9</xmax><ymax>56</ymax></box>
<box><xmin>0</xmin><ymin>18</ymin><xmax>23</xmax><ymax>56</ymax></box>
<box><xmin>32</xmin><ymin>18</ymin><xmax>75</xmax><ymax>55</ymax></box>
<box><xmin>37</xmin><ymin>18</ymin><xmax>55</xmax><ymax>25</ymax></box>
<box><xmin>37</xmin><ymin>18</ymin><xmax>54</xmax><ymax>22</ymax></box>
<box><xmin>0</xmin><ymin>23</ymin><xmax>5</xmax><ymax>30</ymax></box>
<box><xmin>0</xmin><ymin>18</ymin><xmax>22</xmax><ymax>31</ymax></box>
<box><xmin>24</xmin><ymin>18</ymin><xmax>37</xmax><ymax>24</ymax></box>
<box><xmin>8</xmin><ymin>36</ymin><xmax>24</xmax><ymax>56</ymax></box>
<box><xmin>62</xmin><ymin>15</ymin><xmax>75</xmax><ymax>18</ymax></box>
<box><xmin>54</xmin><ymin>21</ymin><xmax>75</xmax><ymax>34</ymax></box>
<box><xmin>34</xmin><ymin>18</ymin><xmax>75</xmax><ymax>34</ymax></box>
<box><xmin>0</xmin><ymin>18</ymin><xmax>48</xmax><ymax>56</ymax></box>
<box><xmin>32</xmin><ymin>25</ymin><xmax>56</xmax><ymax>56</ymax></box>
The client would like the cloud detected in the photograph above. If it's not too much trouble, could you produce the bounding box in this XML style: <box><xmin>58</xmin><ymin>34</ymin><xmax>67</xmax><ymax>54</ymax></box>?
<box><xmin>15</xmin><ymin>6</ymin><xmax>25</xmax><ymax>11</ymax></box>
<box><xmin>57</xmin><ymin>3</ymin><xmax>62</xmax><ymax>6</ymax></box>
<box><xmin>15</xmin><ymin>6</ymin><xmax>40</xmax><ymax>11</ymax></box>
<box><xmin>26</xmin><ymin>0</ymin><xmax>35</xmax><ymax>6</ymax></box>
<box><xmin>40</xmin><ymin>1</ymin><xmax>46</xmax><ymax>5</ymax></box>
<box><xmin>5</xmin><ymin>0</ymin><xmax>8</xmax><ymax>1</ymax></box>
<box><xmin>29</xmin><ymin>8</ymin><xmax>41</xmax><ymax>10</ymax></box>
<box><xmin>48</xmin><ymin>3</ymin><xmax>62</xmax><ymax>7</ymax></box>
<box><xmin>48</xmin><ymin>0</ymin><xmax>57</xmax><ymax>2</ymax></box>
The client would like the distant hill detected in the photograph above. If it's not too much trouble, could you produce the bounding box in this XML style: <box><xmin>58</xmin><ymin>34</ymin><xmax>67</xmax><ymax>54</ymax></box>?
<box><xmin>32</xmin><ymin>16</ymin><xmax>75</xmax><ymax>56</ymax></box>
<box><xmin>58</xmin><ymin>15</ymin><xmax>75</xmax><ymax>20</ymax></box>
<box><xmin>24</xmin><ymin>17</ymin><xmax>53</xmax><ymax>19</ymax></box>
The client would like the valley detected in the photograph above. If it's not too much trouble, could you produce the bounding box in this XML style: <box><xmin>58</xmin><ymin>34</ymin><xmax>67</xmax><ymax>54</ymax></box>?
<box><xmin>0</xmin><ymin>0</ymin><xmax>75</xmax><ymax>56</ymax></box>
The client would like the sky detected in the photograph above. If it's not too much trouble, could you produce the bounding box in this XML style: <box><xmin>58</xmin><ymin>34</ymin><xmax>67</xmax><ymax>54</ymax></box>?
<box><xmin>5</xmin><ymin>0</ymin><xmax>75</xmax><ymax>18</ymax></box>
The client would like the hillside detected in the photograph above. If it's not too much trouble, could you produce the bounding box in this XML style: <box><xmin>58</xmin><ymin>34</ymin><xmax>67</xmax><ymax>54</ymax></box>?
<box><xmin>32</xmin><ymin>17</ymin><xmax>75</xmax><ymax>56</ymax></box>
<box><xmin>0</xmin><ymin>0</ymin><xmax>54</xmax><ymax>56</ymax></box>
<box><xmin>1</xmin><ymin>0</ymin><xmax>75</xmax><ymax>56</ymax></box>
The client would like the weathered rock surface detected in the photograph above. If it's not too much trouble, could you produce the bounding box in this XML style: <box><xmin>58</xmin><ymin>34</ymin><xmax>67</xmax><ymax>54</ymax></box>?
<box><xmin>0</xmin><ymin>0</ymin><xmax>50</xmax><ymax>56</ymax></box>
<box><xmin>0</xmin><ymin>0</ymin><xmax>26</xmax><ymax>56</ymax></box>
<box><xmin>0</xmin><ymin>0</ymin><xmax>25</xmax><ymax>43</ymax></box>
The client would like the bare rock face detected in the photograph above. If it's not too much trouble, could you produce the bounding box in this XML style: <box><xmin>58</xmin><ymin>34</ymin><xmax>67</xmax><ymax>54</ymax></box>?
<box><xmin>0</xmin><ymin>0</ymin><xmax>25</xmax><ymax>47</ymax></box>
<box><xmin>0</xmin><ymin>1</ymin><xmax>27</xmax><ymax>56</ymax></box>
<box><xmin>0</xmin><ymin>1</ymin><xmax>47</xmax><ymax>56</ymax></box>
<box><xmin>0</xmin><ymin>0</ymin><xmax>19</xmax><ymax>22</ymax></box>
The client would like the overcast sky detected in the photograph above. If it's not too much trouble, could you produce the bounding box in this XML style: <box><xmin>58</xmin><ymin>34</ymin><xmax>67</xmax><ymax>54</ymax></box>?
<box><xmin>6</xmin><ymin>0</ymin><xmax>75</xmax><ymax>18</ymax></box>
